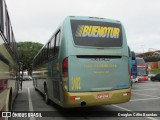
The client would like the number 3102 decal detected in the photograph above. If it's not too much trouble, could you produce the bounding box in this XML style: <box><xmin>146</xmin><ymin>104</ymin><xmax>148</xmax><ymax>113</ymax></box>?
<box><xmin>71</xmin><ymin>77</ymin><xmax>81</xmax><ymax>90</ymax></box>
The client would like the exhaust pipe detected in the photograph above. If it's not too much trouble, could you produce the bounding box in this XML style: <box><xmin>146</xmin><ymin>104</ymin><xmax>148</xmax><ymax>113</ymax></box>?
<box><xmin>80</xmin><ymin>101</ymin><xmax>86</xmax><ymax>106</ymax></box>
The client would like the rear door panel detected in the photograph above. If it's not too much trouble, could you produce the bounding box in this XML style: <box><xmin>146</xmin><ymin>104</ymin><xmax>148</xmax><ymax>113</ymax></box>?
<box><xmin>68</xmin><ymin>55</ymin><xmax>129</xmax><ymax>92</ymax></box>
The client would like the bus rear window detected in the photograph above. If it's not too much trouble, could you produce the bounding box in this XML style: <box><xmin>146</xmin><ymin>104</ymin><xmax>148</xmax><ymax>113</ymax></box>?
<box><xmin>136</xmin><ymin>58</ymin><xmax>146</xmax><ymax>66</ymax></box>
<box><xmin>71</xmin><ymin>20</ymin><xmax>122</xmax><ymax>47</ymax></box>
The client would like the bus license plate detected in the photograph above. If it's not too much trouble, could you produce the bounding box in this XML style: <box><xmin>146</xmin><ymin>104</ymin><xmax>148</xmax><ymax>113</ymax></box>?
<box><xmin>97</xmin><ymin>94</ymin><xmax>109</xmax><ymax>99</ymax></box>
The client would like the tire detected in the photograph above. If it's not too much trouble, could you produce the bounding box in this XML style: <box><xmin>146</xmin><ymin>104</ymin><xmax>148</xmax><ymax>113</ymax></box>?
<box><xmin>44</xmin><ymin>85</ymin><xmax>50</xmax><ymax>104</ymax></box>
<box><xmin>34</xmin><ymin>87</ymin><xmax>38</xmax><ymax>91</ymax></box>
<box><xmin>33</xmin><ymin>79</ymin><xmax>37</xmax><ymax>91</ymax></box>
<box><xmin>8</xmin><ymin>90</ymin><xmax>12</xmax><ymax>111</ymax></box>
<box><xmin>6</xmin><ymin>90</ymin><xmax>12</xmax><ymax>113</ymax></box>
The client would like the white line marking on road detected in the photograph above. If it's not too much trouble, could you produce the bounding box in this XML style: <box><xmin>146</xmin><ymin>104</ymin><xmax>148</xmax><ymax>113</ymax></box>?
<box><xmin>137</xmin><ymin>82</ymin><xmax>160</xmax><ymax>85</ymax></box>
<box><xmin>130</xmin><ymin>97</ymin><xmax>160</xmax><ymax>102</ymax></box>
<box><xmin>136</xmin><ymin>84</ymin><xmax>160</xmax><ymax>87</ymax></box>
<box><xmin>28</xmin><ymin>88</ymin><xmax>36</xmax><ymax>120</ymax></box>
<box><xmin>132</xmin><ymin>92</ymin><xmax>159</xmax><ymax>98</ymax></box>
<box><xmin>112</xmin><ymin>104</ymin><xmax>131</xmax><ymax>111</ymax></box>
<box><xmin>132</xmin><ymin>89</ymin><xmax>158</xmax><ymax>91</ymax></box>
<box><xmin>112</xmin><ymin>105</ymin><xmax>158</xmax><ymax>120</ymax></box>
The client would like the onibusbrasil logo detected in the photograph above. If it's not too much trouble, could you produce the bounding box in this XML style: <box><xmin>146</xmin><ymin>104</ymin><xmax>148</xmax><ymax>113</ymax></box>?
<box><xmin>2</xmin><ymin>112</ymin><xmax>42</xmax><ymax>118</ymax></box>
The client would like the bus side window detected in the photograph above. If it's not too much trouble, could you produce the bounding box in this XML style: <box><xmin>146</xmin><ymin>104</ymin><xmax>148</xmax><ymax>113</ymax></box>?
<box><xmin>0</xmin><ymin>0</ymin><xmax>2</xmax><ymax>31</ymax></box>
<box><xmin>49</xmin><ymin>37</ymin><xmax>55</xmax><ymax>58</ymax></box>
<box><xmin>6</xmin><ymin>13</ymin><xmax>10</xmax><ymax>44</ymax></box>
<box><xmin>46</xmin><ymin>42</ymin><xmax>50</xmax><ymax>60</ymax></box>
<box><xmin>2</xmin><ymin>0</ymin><xmax>7</xmax><ymax>39</ymax></box>
<box><xmin>10</xmin><ymin>26</ymin><xmax>13</xmax><ymax>50</ymax></box>
<box><xmin>54</xmin><ymin>30</ymin><xmax>61</xmax><ymax>56</ymax></box>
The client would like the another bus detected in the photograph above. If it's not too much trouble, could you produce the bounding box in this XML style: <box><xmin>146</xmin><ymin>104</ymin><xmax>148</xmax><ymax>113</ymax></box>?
<box><xmin>0</xmin><ymin>0</ymin><xmax>19</xmax><ymax>112</ymax></box>
<box><xmin>32</xmin><ymin>16</ymin><xmax>131</xmax><ymax>108</ymax></box>
<box><xmin>136</xmin><ymin>57</ymin><xmax>148</xmax><ymax>82</ymax></box>
<box><xmin>131</xmin><ymin>51</ymin><xmax>137</xmax><ymax>82</ymax></box>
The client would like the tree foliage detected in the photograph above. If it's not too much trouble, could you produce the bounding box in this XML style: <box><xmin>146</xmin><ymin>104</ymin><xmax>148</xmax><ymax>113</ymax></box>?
<box><xmin>17</xmin><ymin>42</ymin><xmax>43</xmax><ymax>71</ymax></box>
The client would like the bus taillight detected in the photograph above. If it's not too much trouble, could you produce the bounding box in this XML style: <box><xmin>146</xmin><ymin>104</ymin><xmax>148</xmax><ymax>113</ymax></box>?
<box><xmin>123</xmin><ymin>92</ymin><xmax>131</xmax><ymax>96</ymax></box>
<box><xmin>62</xmin><ymin>58</ymin><xmax>68</xmax><ymax>77</ymax></box>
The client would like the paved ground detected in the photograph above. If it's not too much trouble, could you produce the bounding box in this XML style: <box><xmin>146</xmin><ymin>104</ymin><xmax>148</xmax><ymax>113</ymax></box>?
<box><xmin>9</xmin><ymin>80</ymin><xmax>160</xmax><ymax>120</ymax></box>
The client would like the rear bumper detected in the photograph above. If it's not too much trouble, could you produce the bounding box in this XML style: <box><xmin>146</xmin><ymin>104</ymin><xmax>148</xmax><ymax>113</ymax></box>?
<box><xmin>62</xmin><ymin>88</ymin><xmax>131</xmax><ymax>108</ymax></box>
<box><xmin>137</xmin><ymin>76</ymin><xmax>148</xmax><ymax>82</ymax></box>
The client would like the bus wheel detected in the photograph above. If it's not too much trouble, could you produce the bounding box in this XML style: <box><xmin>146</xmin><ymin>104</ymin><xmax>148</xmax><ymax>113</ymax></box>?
<box><xmin>9</xmin><ymin>95</ymin><xmax>12</xmax><ymax>111</ymax></box>
<box><xmin>44</xmin><ymin>86</ymin><xmax>50</xmax><ymax>104</ymax></box>
<box><xmin>8</xmin><ymin>90</ymin><xmax>12</xmax><ymax>111</ymax></box>
<box><xmin>34</xmin><ymin>87</ymin><xmax>38</xmax><ymax>91</ymax></box>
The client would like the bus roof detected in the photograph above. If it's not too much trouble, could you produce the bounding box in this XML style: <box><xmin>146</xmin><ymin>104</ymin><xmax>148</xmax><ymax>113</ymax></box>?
<box><xmin>67</xmin><ymin>16</ymin><xmax>121</xmax><ymax>24</ymax></box>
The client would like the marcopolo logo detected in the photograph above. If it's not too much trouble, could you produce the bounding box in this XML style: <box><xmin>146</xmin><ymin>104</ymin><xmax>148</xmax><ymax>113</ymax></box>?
<box><xmin>75</xmin><ymin>25</ymin><xmax>120</xmax><ymax>39</ymax></box>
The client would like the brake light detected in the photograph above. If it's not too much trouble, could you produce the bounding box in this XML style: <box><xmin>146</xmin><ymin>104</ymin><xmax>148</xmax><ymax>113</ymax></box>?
<box><xmin>62</xmin><ymin>58</ymin><xmax>68</xmax><ymax>77</ymax></box>
<box><xmin>123</xmin><ymin>92</ymin><xmax>131</xmax><ymax>96</ymax></box>
<box><xmin>69</xmin><ymin>96</ymin><xmax>81</xmax><ymax>101</ymax></box>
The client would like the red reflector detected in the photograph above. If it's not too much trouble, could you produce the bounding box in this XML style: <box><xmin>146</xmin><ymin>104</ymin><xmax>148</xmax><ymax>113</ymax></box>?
<box><xmin>123</xmin><ymin>92</ymin><xmax>131</xmax><ymax>96</ymax></box>
<box><xmin>70</xmin><ymin>96</ymin><xmax>75</xmax><ymax>100</ymax></box>
<box><xmin>127</xmin><ymin>92</ymin><xmax>131</xmax><ymax>96</ymax></box>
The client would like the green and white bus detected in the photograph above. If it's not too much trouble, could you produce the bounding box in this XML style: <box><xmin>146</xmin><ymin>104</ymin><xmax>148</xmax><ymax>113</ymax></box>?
<box><xmin>32</xmin><ymin>16</ymin><xmax>131</xmax><ymax>108</ymax></box>
<box><xmin>0</xmin><ymin>0</ymin><xmax>19</xmax><ymax>112</ymax></box>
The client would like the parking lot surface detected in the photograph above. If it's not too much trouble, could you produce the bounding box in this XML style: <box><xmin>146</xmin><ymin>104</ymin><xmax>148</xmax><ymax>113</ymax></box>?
<box><xmin>10</xmin><ymin>80</ymin><xmax>160</xmax><ymax>120</ymax></box>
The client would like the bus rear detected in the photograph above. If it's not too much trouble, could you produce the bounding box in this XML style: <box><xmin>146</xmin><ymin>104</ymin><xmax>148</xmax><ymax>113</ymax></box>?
<box><xmin>62</xmin><ymin>17</ymin><xmax>131</xmax><ymax>107</ymax></box>
<box><xmin>136</xmin><ymin>58</ymin><xmax>148</xmax><ymax>82</ymax></box>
